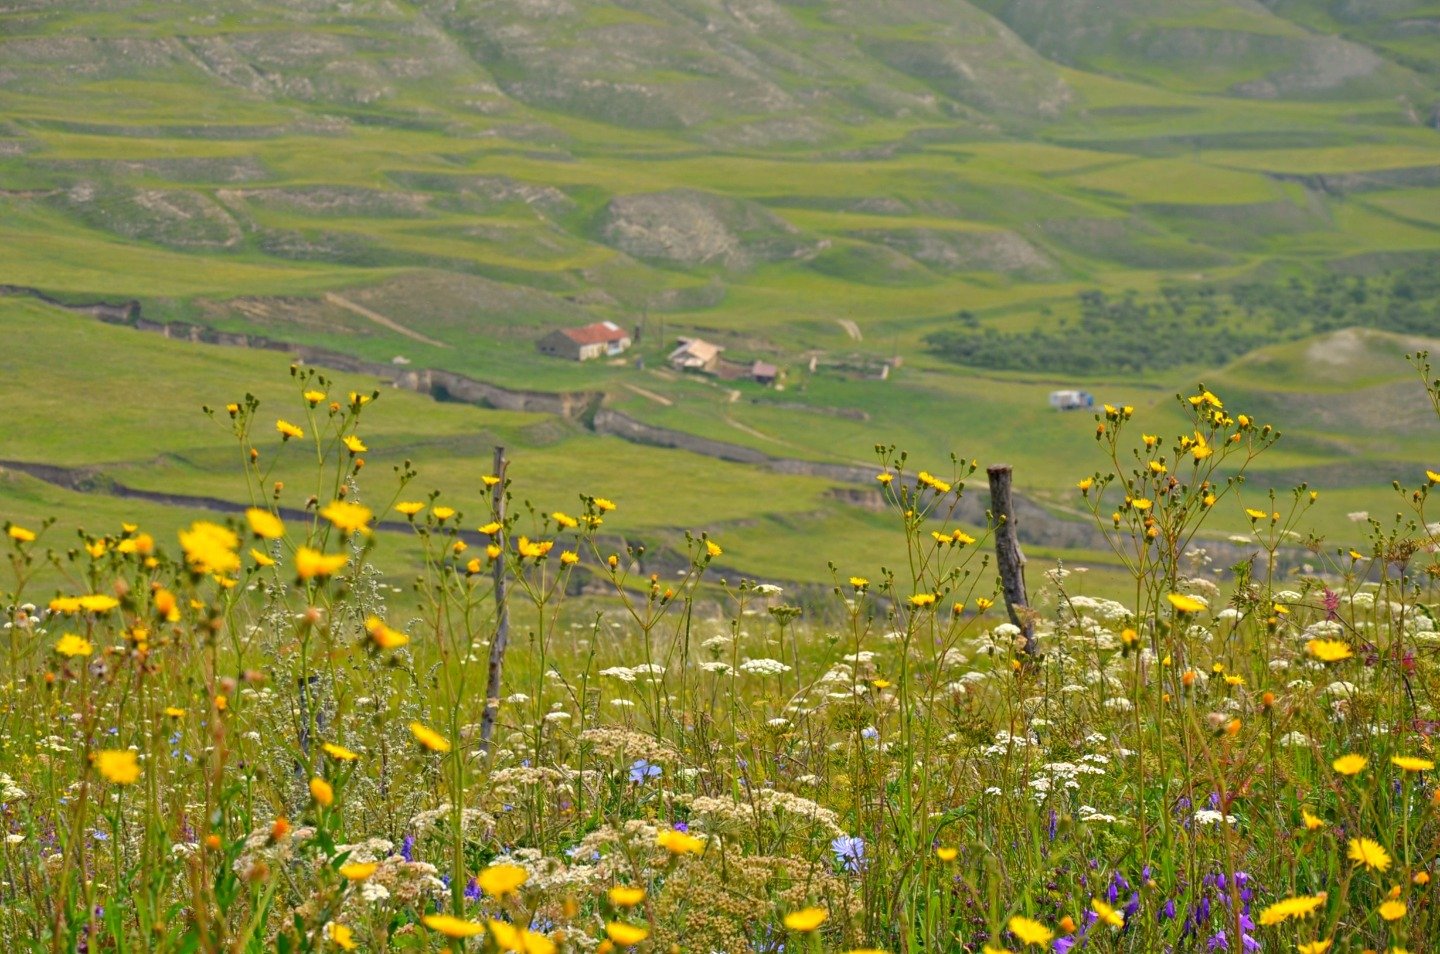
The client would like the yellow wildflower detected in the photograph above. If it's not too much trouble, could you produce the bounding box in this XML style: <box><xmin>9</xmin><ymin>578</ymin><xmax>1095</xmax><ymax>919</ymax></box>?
<box><xmin>422</xmin><ymin>914</ymin><xmax>485</xmax><ymax>939</ymax></box>
<box><xmin>783</xmin><ymin>908</ymin><xmax>828</xmax><ymax>933</ymax></box>
<box><xmin>328</xmin><ymin>923</ymin><xmax>357</xmax><ymax>951</ymax></box>
<box><xmin>55</xmin><ymin>633</ymin><xmax>93</xmax><ymax>657</ymax></box>
<box><xmin>935</xmin><ymin>846</ymin><xmax>958</xmax><ymax>862</ymax></box>
<box><xmin>323</xmin><ymin>742</ymin><xmax>359</xmax><ymax>761</ymax></box>
<box><xmin>1167</xmin><ymin>593</ymin><xmax>1207</xmax><ymax>614</ymax></box>
<box><xmin>275</xmin><ymin>419</ymin><xmax>304</xmax><ymax>440</ymax></box>
<box><xmin>1306</xmin><ymin>640</ymin><xmax>1351</xmax><ymax>663</ymax></box>
<box><xmin>94</xmin><ymin>750</ymin><xmax>140</xmax><ymax>785</ymax></box>
<box><xmin>409</xmin><ymin>721</ymin><xmax>451</xmax><ymax>753</ymax></box>
<box><xmin>342</xmin><ymin>435</ymin><xmax>367</xmax><ymax>454</ymax></box>
<box><xmin>1091</xmin><ymin>899</ymin><xmax>1124</xmax><ymax>928</ymax></box>
<box><xmin>395</xmin><ymin>501</ymin><xmax>425</xmax><ymax>516</ymax></box>
<box><xmin>365</xmin><ymin>616</ymin><xmax>409</xmax><ymax>650</ymax></box>
<box><xmin>338</xmin><ymin>862</ymin><xmax>377</xmax><ymax>881</ymax></box>
<box><xmin>1257</xmin><ymin>894</ymin><xmax>1325</xmax><ymax>926</ymax></box>
<box><xmin>294</xmin><ymin>547</ymin><xmax>348</xmax><ymax>580</ymax></box>
<box><xmin>909</xmin><ymin>593</ymin><xmax>937</xmax><ymax>607</ymax></box>
<box><xmin>180</xmin><ymin>521</ymin><xmax>241</xmax><ymax>576</ymax></box>
<box><xmin>7</xmin><ymin>525</ymin><xmax>36</xmax><ymax>542</ymax></box>
<box><xmin>309</xmin><ymin>777</ymin><xmax>334</xmax><ymax>807</ymax></box>
<box><xmin>657</xmin><ymin>828</ymin><xmax>705</xmax><ymax>855</ymax></box>
<box><xmin>245</xmin><ymin>508</ymin><xmax>285</xmax><ymax>539</ymax></box>
<box><xmin>432</xmin><ymin>506</ymin><xmax>456</xmax><ymax>521</ymax></box>
<box><xmin>319</xmin><ymin>500</ymin><xmax>372</xmax><ymax>534</ymax></box>
<box><xmin>706</xmin><ymin>539</ymin><xmax>723</xmax><ymax>557</ymax></box>
<box><xmin>1348</xmin><ymin>837</ymin><xmax>1392</xmax><ymax>872</ymax></box>
<box><xmin>605</xmin><ymin>923</ymin><xmax>649</xmax><ymax>947</ymax></box>
<box><xmin>1301</xmin><ymin>807</ymin><xmax>1324</xmax><ymax>831</ymax></box>
<box><xmin>1007</xmin><ymin>915</ymin><xmax>1053</xmax><ymax>946</ymax></box>
<box><xmin>478</xmin><ymin>863</ymin><xmax>528</xmax><ymax>897</ymax></box>
<box><xmin>609</xmin><ymin>885</ymin><xmax>646</xmax><ymax>907</ymax></box>
<box><xmin>1378</xmin><ymin>899</ymin><xmax>1406</xmax><ymax>921</ymax></box>
<box><xmin>1296</xmin><ymin>941</ymin><xmax>1331</xmax><ymax>954</ymax></box>
<box><xmin>1333</xmin><ymin>754</ymin><xmax>1368</xmax><ymax>776</ymax></box>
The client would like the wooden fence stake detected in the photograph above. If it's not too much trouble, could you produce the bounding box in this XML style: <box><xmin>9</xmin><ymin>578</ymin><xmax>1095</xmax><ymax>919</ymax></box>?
<box><xmin>480</xmin><ymin>446</ymin><xmax>509</xmax><ymax>753</ymax></box>
<box><xmin>987</xmin><ymin>464</ymin><xmax>1037</xmax><ymax>656</ymax></box>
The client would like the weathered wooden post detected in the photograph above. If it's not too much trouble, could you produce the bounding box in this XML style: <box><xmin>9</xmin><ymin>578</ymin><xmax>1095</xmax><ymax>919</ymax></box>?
<box><xmin>480</xmin><ymin>446</ymin><xmax>509</xmax><ymax>752</ymax></box>
<box><xmin>987</xmin><ymin>464</ymin><xmax>1037</xmax><ymax>656</ymax></box>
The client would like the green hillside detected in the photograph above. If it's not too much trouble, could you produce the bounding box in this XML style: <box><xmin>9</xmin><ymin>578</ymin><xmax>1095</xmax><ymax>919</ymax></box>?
<box><xmin>1</xmin><ymin>0</ymin><xmax>1437</xmax><ymax>586</ymax></box>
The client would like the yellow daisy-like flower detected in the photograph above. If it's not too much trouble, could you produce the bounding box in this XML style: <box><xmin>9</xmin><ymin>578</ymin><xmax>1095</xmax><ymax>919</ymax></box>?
<box><xmin>421</xmin><ymin>914</ymin><xmax>485</xmax><ymax>939</ymax></box>
<box><xmin>1007</xmin><ymin>915</ymin><xmax>1053</xmax><ymax>946</ymax></box>
<box><xmin>1077</xmin><ymin>478</ymin><xmax>1094</xmax><ymax>492</ymax></box>
<box><xmin>319</xmin><ymin>500</ymin><xmax>373</xmax><ymax>534</ymax></box>
<box><xmin>783</xmin><ymin>908</ymin><xmax>828</xmax><ymax>933</ymax></box>
<box><xmin>409</xmin><ymin>721</ymin><xmax>451</xmax><ymax>753</ymax></box>
<box><xmin>294</xmin><ymin>547</ymin><xmax>348</xmax><ymax>580</ymax></box>
<box><xmin>850</xmin><ymin>576</ymin><xmax>869</xmax><ymax>589</ymax></box>
<box><xmin>251</xmin><ymin>548</ymin><xmax>276</xmax><ymax>567</ymax></box>
<box><xmin>1378</xmin><ymin>899</ymin><xmax>1406</xmax><ymax>921</ymax></box>
<box><xmin>303</xmin><ymin>390</ymin><xmax>326</xmax><ymax>405</ymax></box>
<box><xmin>327</xmin><ymin>923</ymin><xmax>357</xmax><ymax>951</ymax></box>
<box><xmin>432</xmin><ymin>506</ymin><xmax>457</xmax><ymax>521</ymax></box>
<box><xmin>1333</xmin><ymin>754</ymin><xmax>1368</xmax><ymax>776</ymax></box>
<box><xmin>1348</xmin><ymin>836</ymin><xmax>1392</xmax><ymax>872</ymax></box>
<box><xmin>365</xmin><ymin>616</ymin><xmax>410</xmax><ymax>650</ymax></box>
<box><xmin>705</xmin><ymin>539</ymin><xmax>723</xmax><ymax>557</ymax></box>
<box><xmin>164</xmin><ymin>706</ymin><xmax>186</xmax><ymax>718</ymax></box>
<box><xmin>517</xmin><ymin>537</ymin><xmax>553</xmax><ymax>559</ymax></box>
<box><xmin>1166</xmin><ymin>593</ymin><xmax>1207</xmax><ymax>614</ymax></box>
<box><xmin>338</xmin><ymin>862</ymin><xmax>378</xmax><ymax>881</ymax></box>
<box><xmin>1301</xmin><ymin>807</ymin><xmax>1324</xmax><ymax>831</ymax></box>
<box><xmin>55</xmin><ymin>633</ymin><xmax>93</xmax><ymax>658</ymax></box>
<box><xmin>875</xmin><ymin>472</ymin><xmax>893</xmax><ymax>484</ymax></box>
<box><xmin>1305</xmin><ymin>639</ymin><xmax>1352</xmax><ymax>663</ymax></box>
<box><xmin>245</xmin><ymin>508</ymin><xmax>285</xmax><ymax>540</ymax></box>
<box><xmin>656</xmin><ymin>828</ymin><xmax>705</xmax><ymax>855</ymax></box>
<box><xmin>77</xmin><ymin>594</ymin><xmax>118</xmax><ymax>613</ymax></box>
<box><xmin>609</xmin><ymin>885</ymin><xmax>646</xmax><ymax>907</ymax></box>
<box><xmin>909</xmin><ymin>593</ymin><xmax>937</xmax><ymax>607</ymax></box>
<box><xmin>1296</xmin><ymin>941</ymin><xmax>1332</xmax><ymax>954</ymax></box>
<box><xmin>1257</xmin><ymin>894</ymin><xmax>1326</xmax><ymax>926</ymax></box>
<box><xmin>309</xmin><ymin>777</ymin><xmax>334</xmax><ymax>807</ymax></box>
<box><xmin>478</xmin><ymin>863</ymin><xmax>528</xmax><ymax>897</ymax></box>
<box><xmin>276</xmin><ymin>419</ymin><xmax>304</xmax><ymax>440</ymax></box>
<box><xmin>478</xmin><ymin>521</ymin><xmax>503</xmax><ymax>535</ymax></box>
<box><xmin>606</xmin><ymin>922</ymin><xmax>649</xmax><ymax>947</ymax></box>
<box><xmin>7</xmin><ymin>525</ymin><xmax>36</xmax><ymax>542</ymax></box>
<box><xmin>560</xmin><ymin>551</ymin><xmax>579</xmax><ymax>565</ymax></box>
<box><xmin>935</xmin><ymin>847</ymin><xmax>958</xmax><ymax>862</ymax></box>
<box><xmin>395</xmin><ymin>501</ymin><xmax>425</xmax><ymax>517</ymax></box>
<box><xmin>180</xmin><ymin>521</ymin><xmax>241</xmax><ymax>576</ymax></box>
<box><xmin>1426</xmin><ymin>469</ymin><xmax>1440</xmax><ymax>485</ymax></box>
<box><xmin>322</xmin><ymin>742</ymin><xmax>359</xmax><ymax>761</ymax></box>
<box><xmin>1244</xmin><ymin>507</ymin><xmax>1268</xmax><ymax>520</ymax></box>
<box><xmin>94</xmin><ymin>749</ymin><xmax>141</xmax><ymax>785</ymax></box>
<box><xmin>342</xmin><ymin>435</ymin><xmax>367</xmax><ymax>454</ymax></box>
<box><xmin>1392</xmin><ymin>755</ymin><xmax>1435</xmax><ymax>772</ymax></box>
<box><xmin>1091</xmin><ymin>899</ymin><xmax>1124</xmax><ymax>928</ymax></box>
<box><xmin>488</xmin><ymin>920</ymin><xmax>556</xmax><ymax>954</ymax></box>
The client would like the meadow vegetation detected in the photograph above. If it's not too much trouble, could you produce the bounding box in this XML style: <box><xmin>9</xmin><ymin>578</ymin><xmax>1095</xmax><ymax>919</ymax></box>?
<box><xmin>4</xmin><ymin>356</ymin><xmax>1440</xmax><ymax>952</ymax></box>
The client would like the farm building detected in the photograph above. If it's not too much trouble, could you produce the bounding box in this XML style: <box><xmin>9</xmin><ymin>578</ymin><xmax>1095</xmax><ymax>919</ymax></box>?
<box><xmin>667</xmin><ymin>337</ymin><xmax>723</xmax><ymax>374</ymax></box>
<box><xmin>751</xmin><ymin>360</ymin><xmax>778</xmax><ymax>386</ymax></box>
<box><xmin>1049</xmin><ymin>389</ymin><xmax>1094</xmax><ymax>411</ymax></box>
<box><xmin>536</xmin><ymin>321</ymin><xmax>632</xmax><ymax>361</ymax></box>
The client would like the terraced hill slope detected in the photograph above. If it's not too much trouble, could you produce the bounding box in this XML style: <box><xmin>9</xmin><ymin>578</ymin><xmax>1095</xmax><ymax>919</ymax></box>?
<box><xmin>1</xmin><ymin>0</ymin><xmax>1437</xmax><ymax>586</ymax></box>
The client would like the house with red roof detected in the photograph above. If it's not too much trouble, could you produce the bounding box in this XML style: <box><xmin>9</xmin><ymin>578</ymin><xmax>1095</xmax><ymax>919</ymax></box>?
<box><xmin>536</xmin><ymin>321</ymin><xmax>632</xmax><ymax>361</ymax></box>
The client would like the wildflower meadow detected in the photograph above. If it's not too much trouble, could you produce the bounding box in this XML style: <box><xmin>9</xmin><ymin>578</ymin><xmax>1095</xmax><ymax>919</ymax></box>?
<box><xmin>6</xmin><ymin>355</ymin><xmax>1440</xmax><ymax>954</ymax></box>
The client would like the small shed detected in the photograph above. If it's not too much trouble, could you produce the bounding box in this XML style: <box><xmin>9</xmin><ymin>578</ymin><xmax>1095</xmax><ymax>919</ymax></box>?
<box><xmin>1049</xmin><ymin>389</ymin><xmax>1094</xmax><ymax>411</ymax></box>
<box><xmin>751</xmin><ymin>360</ymin><xmax>778</xmax><ymax>386</ymax></box>
<box><xmin>667</xmin><ymin>337</ymin><xmax>723</xmax><ymax>374</ymax></box>
<box><xmin>536</xmin><ymin>321</ymin><xmax>632</xmax><ymax>361</ymax></box>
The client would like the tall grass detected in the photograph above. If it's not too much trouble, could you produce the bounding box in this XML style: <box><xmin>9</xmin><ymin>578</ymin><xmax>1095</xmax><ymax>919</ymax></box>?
<box><xmin>3</xmin><ymin>357</ymin><xmax>1440</xmax><ymax>952</ymax></box>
